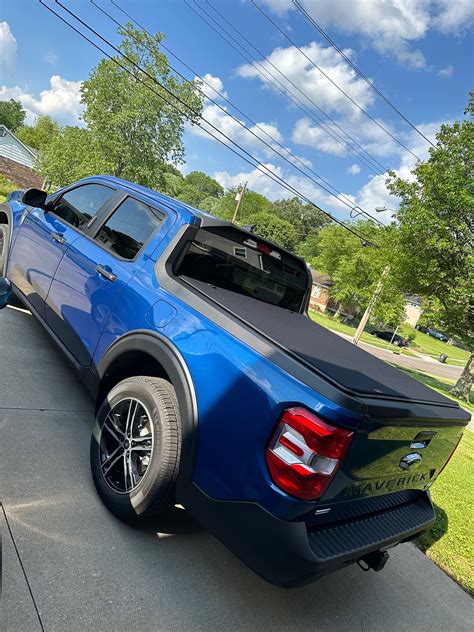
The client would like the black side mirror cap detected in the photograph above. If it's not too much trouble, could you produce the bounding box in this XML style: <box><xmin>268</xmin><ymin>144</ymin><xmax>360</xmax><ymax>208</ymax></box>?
<box><xmin>21</xmin><ymin>188</ymin><xmax>48</xmax><ymax>209</ymax></box>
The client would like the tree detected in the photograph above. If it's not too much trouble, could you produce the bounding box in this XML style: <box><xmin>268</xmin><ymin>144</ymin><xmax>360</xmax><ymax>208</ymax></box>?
<box><xmin>16</xmin><ymin>115</ymin><xmax>61</xmax><ymax>150</ymax></box>
<box><xmin>316</xmin><ymin>222</ymin><xmax>406</xmax><ymax>326</ymax></box>
<box><xmin>37</xmin><ymin>127</ymin><xmax>113</xmax><ymax>187</ymax></box>
<box><xmin>213</xmin><ymin>188</ymin><xmax>271</xmax><ymax>221</ymax></box>
<box><xmin>80</xmin><ymin>23</ymin><xmax>203</xmax><ymax>188</ymax></box>
<box><xmin>0</xmin><ymin>99</ymin><xmax>26</xmax><ymax>131</ymax></box>
<box><xmin>387</xmin><ymin>92</ymin><xmax>473</xmax><ymax>400</ymax></box>
<box><xmin>272</xmin><ymin>197</ymin><xmax>329</xmax><ymax>244</ymax></box>
<box><xmin>246</xmin><ymin>212</ymin><xmax>298</xmax><ymax>251</ymax></box>
<box><xmin>184</xmin><ymin>171</ymin><xmax>223</xmax><ymax>199</ymax></box>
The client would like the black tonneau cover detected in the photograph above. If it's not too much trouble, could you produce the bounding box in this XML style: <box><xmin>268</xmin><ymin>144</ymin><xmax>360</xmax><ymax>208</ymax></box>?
<box><xmin>184</xmin><ymin>278</ymin><xmax>464</xmax><ymax>410</ymax></box>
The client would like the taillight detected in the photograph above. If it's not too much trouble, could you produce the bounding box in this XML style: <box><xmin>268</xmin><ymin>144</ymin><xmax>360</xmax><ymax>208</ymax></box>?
<box><xmin>265</xmin><ymin>407</ymin><xmax>353</xmax><ymax>501</ymax></box>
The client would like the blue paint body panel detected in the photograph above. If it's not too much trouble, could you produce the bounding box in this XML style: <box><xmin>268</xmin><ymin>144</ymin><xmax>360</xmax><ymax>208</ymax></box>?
<box><xmin>4</xmin><ymin>175</ymin><xmax>364</xmax><ymax>521</ymax></box>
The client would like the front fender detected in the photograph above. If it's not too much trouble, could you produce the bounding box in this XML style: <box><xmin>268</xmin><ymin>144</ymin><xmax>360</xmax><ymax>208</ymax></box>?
<box><xmin>96</xmin><ymin>330</ymin><xmax>198</xmax><ymax>491</ymax></box>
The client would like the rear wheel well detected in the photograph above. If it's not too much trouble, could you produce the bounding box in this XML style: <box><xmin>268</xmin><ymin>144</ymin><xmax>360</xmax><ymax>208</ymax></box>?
<box><xmin>96</xmin><ymin>350</ymin><xmax>171</xmax><ymax>415</ymax></box>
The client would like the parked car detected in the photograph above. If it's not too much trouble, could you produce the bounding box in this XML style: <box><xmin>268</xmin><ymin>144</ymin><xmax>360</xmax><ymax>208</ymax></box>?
<box><xmin>371</xmin><ymin>330</ymin><xmax>409</xmax><ymax>347</ymax></box>
<box><xmin>428</xmin><ymin>329</ymin><xmax>449</xmax><ymax>342</ymax></box>
<box><xmin>415</xmin><ymin>324</ymin><xmax>429</xmax><ymax>333</ymax></box>
<box><xmin>0</xmin><ymin>177</ymin><xmax>469</xmax><ymax>588</ymax></box>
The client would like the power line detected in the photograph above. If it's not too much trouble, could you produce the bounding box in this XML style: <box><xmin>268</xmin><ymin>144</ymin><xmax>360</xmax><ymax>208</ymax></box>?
<box><xmin>249</xmin><ymin>0</ymin><xmax>422</xmax><ymax>162</ymax></box>
<box><xmin>39</xmin><ymin>0</ymin><xmax>379</xmax><ymax>246</ymax></box>
<box><xmin>293</xmin><ymin>0</ymin><xmax>437</xmax><ymax>150</ymax></box>
<box><xmin>187</xmin><ymin>0</ymin><xmax>387</xmax><ymax>176</ymax></box>
<box><xmin>96</xmin><ymin>0</ymin><xmax>382</xmax><ymax>225</ymax></box>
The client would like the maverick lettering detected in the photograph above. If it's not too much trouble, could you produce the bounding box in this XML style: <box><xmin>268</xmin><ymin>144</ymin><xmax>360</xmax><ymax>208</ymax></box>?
<box><xmin>343</xmin><ymin>470</ymin><xmax>435</xmax><ymax>497</ymax></box>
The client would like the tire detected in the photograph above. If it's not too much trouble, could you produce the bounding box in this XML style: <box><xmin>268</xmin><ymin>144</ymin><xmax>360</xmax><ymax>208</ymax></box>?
<box><xmin>0</xmin><ymin>224</ymin><xmax>8</xmax><ymax>276</ymax></box>
<box><xmin>90</xmin><ymin>376</ymin><xmax>181</xmax><ymax>522</ymax></box>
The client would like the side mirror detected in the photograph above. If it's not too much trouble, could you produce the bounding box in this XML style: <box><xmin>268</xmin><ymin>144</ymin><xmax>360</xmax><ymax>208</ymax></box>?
<box><xmin>21</xmin><ymin>188</ymin><xmax>48</xmax><ymax>209</ymax></box>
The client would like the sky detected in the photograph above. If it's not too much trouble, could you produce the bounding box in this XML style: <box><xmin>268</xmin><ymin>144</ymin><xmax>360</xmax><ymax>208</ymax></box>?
<box><xmin>1</xmin><ymin>0</ymin><xmax>473</xmax><ymax>223</ymax></box>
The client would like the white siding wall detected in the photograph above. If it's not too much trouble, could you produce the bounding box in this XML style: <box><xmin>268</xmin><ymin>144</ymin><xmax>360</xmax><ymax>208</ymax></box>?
<box><xmin>0</xmin><ymin>128</ymin><xmax>35</xmax><ymax>168</ymax></box>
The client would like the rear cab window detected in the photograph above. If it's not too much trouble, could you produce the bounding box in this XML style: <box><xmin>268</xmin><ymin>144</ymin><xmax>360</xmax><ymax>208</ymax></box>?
<box><xmin>51</xmin><ymin>183</ymin><xmax>115</xmax><ymax>232</ymax></box>
<box><xmin>95</xmin><ymin>196</ymin><xmax>166</xmax><ymax>260</ymax></box>
<box><xmin>176</xmin><ymin>226</ymin><xmax>310</xmax><ymax>312</ymax></box>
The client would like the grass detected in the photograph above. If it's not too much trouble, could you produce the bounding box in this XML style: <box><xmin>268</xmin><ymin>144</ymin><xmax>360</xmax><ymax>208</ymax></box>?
<box><xmin>309</xmin><ymin>309</ymin><xmax>469</xmax><ymax>366</ymax></box>
<box><xmin>396</xmin><ymin>366</ymin><xmax>474</xmax><ymax>415</ymax></box>
<box><xmin>416</xmin><ymin>430</ymin><xmax>474</xmax><ymax>594</ymax></box>
<box><xmin>398</xmin><ymin>323</ymin><xmax>469</xmax><ymax>363</ymax></box>
<box><xmin>0</xmin><ymin>174</ymin><xmax>19</xmax><ymax>204</ymax></box>
<box><xmin>309</xmin><ymin>310</ymin><xmax>419</xmax><ymax>356</ymax></box>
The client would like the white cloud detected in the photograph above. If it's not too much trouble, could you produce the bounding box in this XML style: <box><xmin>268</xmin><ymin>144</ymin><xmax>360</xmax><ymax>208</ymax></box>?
<box><xmin>237</xmin><ymin>41</ymin><xmax>375</xmax><ymax>117</ymax></box>
<box><xmin>195</xmin><ymin>73</ymin><xmax>228</xmax><ymax>101</ymax></box>
<box><xmin>351</xmin><ymin>119</ymin><xmax>447</xmax><ymax>223</ymax></box>
<box><xmin>260</xmin><ymin>0</ymin><xmax>474</xmax><ymax>69</ymax></box>
<box><xmin>189</xmin><ymin>101</ymin><xmax>285</xmax><ymax>159</ymax></box>
<box><xmin>291</xmin><ymin>115</ymin><xmax>400</xmax><ymax>162</ymax></box>
<box><xmin>348</xmin><ymin>164</ymin><xmax>361</xmax><ymax>175</ymax></box>
<box><xmin>292</xmin><ymin>117</ymin><xmax>346</xmax><ymax>156</ymax></box>
<box><xmin>0</xmin><ymin>76</ymin><xmax>84</xmax><ymax>125</ymax></box>
<box><xmin>438</xmin><ymin>65</ymin><xmax>454</xmax><ymax>77</ymax></box>
<box><xmin>0</xmin><ymin>22</ymin><xmax>17</xmax><ymax>78</ymax></box>
<box><xmin>432</xmin><ymin>0</ymin><xmax>474</xmax><ymax>34</ymax></box>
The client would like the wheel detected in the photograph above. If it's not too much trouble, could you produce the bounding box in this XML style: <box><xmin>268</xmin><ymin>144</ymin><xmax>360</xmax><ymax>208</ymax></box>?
<box><xmin>90</xmin><ymin>376</ymin><xmax>181</xmax><ymax>522</ymax></box>
<box><xmin>0</xmin><ymin>224</ymin><xmax>8</xmax><ymax>276</ymax></box>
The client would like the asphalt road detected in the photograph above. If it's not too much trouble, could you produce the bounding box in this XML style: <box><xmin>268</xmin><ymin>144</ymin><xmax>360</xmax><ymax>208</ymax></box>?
<box><xmin>1</xmin><ymin>305</ymin><xmax>472</xmax><ymax>632</ymax></box>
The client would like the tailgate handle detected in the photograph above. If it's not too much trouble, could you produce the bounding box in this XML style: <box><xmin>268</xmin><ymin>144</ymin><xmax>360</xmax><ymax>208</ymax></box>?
<box><xmin>411</xmin><ymin>431</ymin><xmax>436</xmax><ymax>449</ymax></box>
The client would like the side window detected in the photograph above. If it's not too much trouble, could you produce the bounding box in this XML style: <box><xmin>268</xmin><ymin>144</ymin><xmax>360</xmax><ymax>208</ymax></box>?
<box><xmin>52</xmin><ymin>184</ymin><xmax>115</xmax><ymax>231</ymax></box>
<box><xmin>95</xmin><ymin>197</ymin><xmax>165</xmax><ymax>260</ymax></box>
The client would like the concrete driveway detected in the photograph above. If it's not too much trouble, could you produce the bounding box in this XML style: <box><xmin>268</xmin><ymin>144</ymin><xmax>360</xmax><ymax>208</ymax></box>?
<box><xmin>1</xmin><ymin>305</ymin><xmax>472</xmax><ymax>632</ymax></box>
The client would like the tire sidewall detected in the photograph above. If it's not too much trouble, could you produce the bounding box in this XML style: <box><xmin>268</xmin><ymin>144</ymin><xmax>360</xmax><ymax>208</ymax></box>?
<box><xmin>90</xmin><ymin>378</ymin><xmax>178</xmax><ymax>520</ymax></box>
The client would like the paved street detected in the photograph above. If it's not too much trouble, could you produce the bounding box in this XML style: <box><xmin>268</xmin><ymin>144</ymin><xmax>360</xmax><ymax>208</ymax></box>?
<box><xmin>1</xmin><ymin>304</ymin><xmax>472</xmax><ymax>632</ymax></box>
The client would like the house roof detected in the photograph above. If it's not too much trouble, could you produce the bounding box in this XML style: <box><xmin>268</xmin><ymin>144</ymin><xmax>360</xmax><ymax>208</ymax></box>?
<box><xmin>0</xmin><ymin>125</ymin><xmax>37</xmax><ymax>159</ymax></box>
<box><xmin>310</xmin><ymin>269</ymin><xmax>333</xmax><ymax>287</ymax></box>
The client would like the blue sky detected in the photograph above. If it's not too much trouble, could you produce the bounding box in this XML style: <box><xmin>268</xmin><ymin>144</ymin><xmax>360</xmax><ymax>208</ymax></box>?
<box><xmin>1</xmin><ymin>0</ymin><xmax>473</xmax><ymax>222</ymax></box>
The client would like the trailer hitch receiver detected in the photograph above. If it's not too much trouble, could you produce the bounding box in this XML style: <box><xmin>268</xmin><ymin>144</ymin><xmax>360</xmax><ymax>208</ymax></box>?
<box><xmin>357</xmin><ymin>550</ymin><xmax>390</xmax><ymax>573</ymax></box>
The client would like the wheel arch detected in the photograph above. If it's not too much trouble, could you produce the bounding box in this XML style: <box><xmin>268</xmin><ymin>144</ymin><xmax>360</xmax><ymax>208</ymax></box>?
<box><xmin>96</xmin><ymin>331</ymin><xmax>198</xmax><ymax>488</ymax></box>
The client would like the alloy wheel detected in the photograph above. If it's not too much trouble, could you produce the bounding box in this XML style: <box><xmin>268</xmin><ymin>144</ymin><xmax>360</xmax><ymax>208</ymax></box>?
<box><xmin>99</xmin><ymin>398</ymin><xmax>154</xmax><ymax>494</ymax></box>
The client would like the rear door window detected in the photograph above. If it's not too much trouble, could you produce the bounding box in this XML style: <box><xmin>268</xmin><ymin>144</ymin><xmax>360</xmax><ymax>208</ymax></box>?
<box><xmin>94</xmin><ymin>197</ymin><xmax>165</xmax><ymax>260</ymax></box>
<box><xmin>176</xmin><ymin>228</ymin><xmax>309</xmax><ymax>311</ymax></box>
<box><xmin>52</xmin><ymin>183</ymin><xmax>115</xmax><ymax>231</ymax></box>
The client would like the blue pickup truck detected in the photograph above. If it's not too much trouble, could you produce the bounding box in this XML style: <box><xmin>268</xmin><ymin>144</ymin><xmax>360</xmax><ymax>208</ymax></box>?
<box><xmin>0</xmin><ymin>177</ymin><xmax>469</xmax><ymax>587</ymax></box>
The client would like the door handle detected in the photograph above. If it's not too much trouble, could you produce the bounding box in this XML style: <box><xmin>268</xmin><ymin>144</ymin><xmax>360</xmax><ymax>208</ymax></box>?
<box><xmin>51</xmin><ymin>231</ymin><xmax>66</xmax><ymax>245</ymax></box>
<box><xmin>96</xmin><ymin>264</ymin><xmax>117</xmax><ymax>283</ymax></box>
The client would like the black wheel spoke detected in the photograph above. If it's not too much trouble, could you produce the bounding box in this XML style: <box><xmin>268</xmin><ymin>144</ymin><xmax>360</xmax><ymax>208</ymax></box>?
<box><xmin>100</xmin><ymin>397</ymin><xmax>154</xmax><ymax>495</ymax></box>
<box><xmin>102</xmin><ymin>446</ymin><xmax>123</xmax><ymax>476</ymax></box>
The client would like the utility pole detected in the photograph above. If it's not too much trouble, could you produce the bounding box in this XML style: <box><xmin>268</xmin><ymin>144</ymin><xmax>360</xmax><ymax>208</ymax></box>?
<box><xmin>352</xmin><ymin>265</ymin><xmax>390</xmax><ymax>346</ymax></box>
<box><xmin>232</xmin><ymin>181</ymin><xmax>247</xmax><ymax>224</ymax></box>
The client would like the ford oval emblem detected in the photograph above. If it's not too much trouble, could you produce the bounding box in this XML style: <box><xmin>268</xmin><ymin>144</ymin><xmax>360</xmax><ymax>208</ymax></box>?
<box><xmin>400</xmin><ymin>452</ymin><xmax>422</xmax><ymax>470</ymax></box>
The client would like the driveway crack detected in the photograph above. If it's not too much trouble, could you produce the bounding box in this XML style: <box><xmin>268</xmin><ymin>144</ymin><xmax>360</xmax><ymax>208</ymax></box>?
<box><xmin>2</xmin><ymin>503</ymin><xmax>45</xmax><ymax>632</ymax></box>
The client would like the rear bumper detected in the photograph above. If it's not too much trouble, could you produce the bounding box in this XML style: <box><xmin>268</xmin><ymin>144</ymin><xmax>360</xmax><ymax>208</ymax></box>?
<box><xmin>181</xmin><ymin>484</ymin><xmax>435</xmax><ymax>587</ymax></box>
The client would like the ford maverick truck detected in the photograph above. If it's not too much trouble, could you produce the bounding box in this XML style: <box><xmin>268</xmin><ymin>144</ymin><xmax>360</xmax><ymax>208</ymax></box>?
<box><xmin>0</xmin><ymin>176</ymin><xmax>469</xmax><ymax>587</ymax></box>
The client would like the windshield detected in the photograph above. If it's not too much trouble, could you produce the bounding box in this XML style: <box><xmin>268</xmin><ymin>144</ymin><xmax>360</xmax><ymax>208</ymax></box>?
<box><xmin>176</xmin><ymin>227</ymin><xmax>309</xmax><ymax>312</ymax></box>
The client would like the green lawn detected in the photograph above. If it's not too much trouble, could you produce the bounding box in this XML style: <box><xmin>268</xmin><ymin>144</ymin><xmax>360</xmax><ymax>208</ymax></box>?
<box><xmin>397</xmin><ymin>366</ymin><xmax>474</xmax><ymax>415</ymax></box>
<box><xmin>398</xmin><ymin>323</ymin><xmax>469</xmax><ymax>363</ymax></box>
<box><xmin>416</xmin><ymin>430</ymin><xmax>473</xmax><ymax>594</ymax></box>
<box><xmin>309</xmin><ymin>310</ymin><xmax>420</xmax><ymax>356</ymax></box>
<box><xmin>309</xmin><ymin>309</ymin><xmax>469</xmax><ymax>366</ymax></box>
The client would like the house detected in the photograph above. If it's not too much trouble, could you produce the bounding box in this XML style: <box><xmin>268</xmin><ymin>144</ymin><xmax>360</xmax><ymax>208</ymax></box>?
<box><xmin>404</xmin><ymin>294</ymin><xmax>422</xmax><ymax>327</ymax></box>
<box><xmin>310</xmin><ymin>268</ymin><xmax>423</xmax><ymax>326</ymax></box>
<box><xmin>309</xmin><ymin>269</ymin><xmax>333</xmax><ymax>312</ymax></box>
<box><xmin>0</xmin><ymin>125</ymin><xmax>43</xmax><ymax>188</ymax></box>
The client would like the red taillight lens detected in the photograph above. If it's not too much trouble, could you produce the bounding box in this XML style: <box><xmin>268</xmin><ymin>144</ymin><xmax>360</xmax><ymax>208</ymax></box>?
<box><xmin>265</xmin><ymin>407</ymin><xmax>353</xmax><ymax>501</ymax></box>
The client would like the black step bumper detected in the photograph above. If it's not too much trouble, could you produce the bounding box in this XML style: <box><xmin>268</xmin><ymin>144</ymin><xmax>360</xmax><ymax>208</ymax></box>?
<box><xmin>182</xmin><ymin>484</ymin><xmax>436</xmax><ymax>588</ymax></box>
